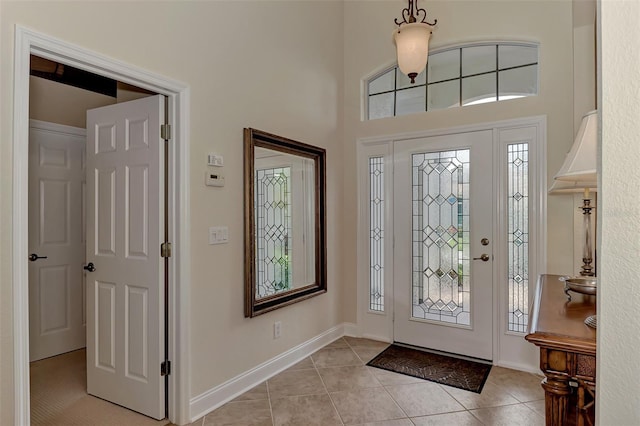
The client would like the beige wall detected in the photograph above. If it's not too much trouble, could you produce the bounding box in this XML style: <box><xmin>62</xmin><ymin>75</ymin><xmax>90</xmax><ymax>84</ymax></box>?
<box><xmin>342</xmin><ymin>0</ymin><xmax>584</xmax><ymax>323</ymax></box>
<box><xmin>598</xmin><ymin>0</ymin><xmax>640</xmax><ymax>423</ymax></box>
<box><xmin>29</xmin><ymin>76</ymin><xmax>116</xmax><ymax>127</ymax></box>
<box><xmin>1</xmin><ymin>1</ymin><xmax>344</xmax><ymax>423</ymax></box>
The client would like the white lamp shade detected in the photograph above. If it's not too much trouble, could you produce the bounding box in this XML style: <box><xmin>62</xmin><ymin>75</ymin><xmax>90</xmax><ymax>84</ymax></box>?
<box><xmin>394</xmin><ymin>22</ymin><xmax>432</xmax><ymax>77</ymax></box>
<box><xmin>554</xmin><ymin>110</ymin><xmax>598</xmax><ymax>183</ymax></box>
<box><xmin>548</xmin><ymin>179</ymin><xmax>597</xmax><ymax>194</ymax></box>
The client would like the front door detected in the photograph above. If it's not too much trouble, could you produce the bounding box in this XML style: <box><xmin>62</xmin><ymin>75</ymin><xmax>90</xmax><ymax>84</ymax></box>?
<box><xmin>85</xmin><ymin>95</ymin><xmax>165</xmax><ymax>419</ymax></box>
<box><xmin>393</xmin><ymin>130</ymin><xmax>494</xmax><ymax>360</ymax></box>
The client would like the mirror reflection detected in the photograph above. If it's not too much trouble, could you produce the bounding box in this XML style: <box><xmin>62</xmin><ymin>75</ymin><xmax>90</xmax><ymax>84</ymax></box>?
<box><xmin>244</xmin><ymin>128</ymin><xmax>326</xmax><ymax>317</ymax></box>
<box><xmin>254</xmin><ymin>147</ymin><xmax>316</xmax><ymax>298</ymax></box>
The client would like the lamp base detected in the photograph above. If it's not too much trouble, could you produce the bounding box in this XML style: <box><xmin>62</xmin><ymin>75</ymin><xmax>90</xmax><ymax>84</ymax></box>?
<box><xmin>584</xmin><ymin>314</ymin><xmax>597</xmax><ymax>329</ymax></box>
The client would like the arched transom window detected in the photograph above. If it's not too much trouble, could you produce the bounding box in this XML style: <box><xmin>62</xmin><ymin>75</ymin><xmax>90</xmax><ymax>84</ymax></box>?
<box><xmin>367</xmin><ymin>42</ymin><xmax>539</xmax><ymax>120</ymax></box>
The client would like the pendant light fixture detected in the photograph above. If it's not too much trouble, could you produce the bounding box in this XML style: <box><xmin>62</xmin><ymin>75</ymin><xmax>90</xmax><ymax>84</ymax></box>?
<box><xmin>393</xmin><ymin>0</ymin><xmax>437</xmax><ymax>84</ymax></box>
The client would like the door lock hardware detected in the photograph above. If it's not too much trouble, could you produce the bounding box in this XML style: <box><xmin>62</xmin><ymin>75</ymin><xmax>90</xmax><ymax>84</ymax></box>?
<box><xmin>83</xmin><ymin>262</ymin><xmax>96</xmax><ymax>272</ymax></box>
<box><xmin>28</xmin><ymin>253</ymin><xmax>48</xmax><ymax>262</ymax></box>
<box><xmin>481</xmin><ymin>238</ymin><xmax>490</xmax><ymax>246</ymax></box>
<box><xmin>473</xmin><ymin>254</ymin><xmax>490</xmax><ymax>262</ymax></box>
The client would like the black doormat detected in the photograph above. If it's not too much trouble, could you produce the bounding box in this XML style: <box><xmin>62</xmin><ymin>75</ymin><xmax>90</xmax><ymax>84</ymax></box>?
<box><xmin>367</xmin><ymin>344</ymin><xmax>492</xmax><ymax>393</ymax></box>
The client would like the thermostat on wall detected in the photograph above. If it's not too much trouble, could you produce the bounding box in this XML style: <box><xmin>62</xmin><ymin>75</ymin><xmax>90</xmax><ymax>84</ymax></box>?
<box><xmin>205</xmin><ymin>171</ymin><xmax>225</xmax><ymax>187</ymax></box>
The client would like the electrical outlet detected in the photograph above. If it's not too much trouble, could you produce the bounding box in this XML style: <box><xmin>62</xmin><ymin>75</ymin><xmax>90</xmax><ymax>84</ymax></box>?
<box><xmin>274</xmin><ymin>321</ymin><xmax>282</xmax><ymax>339</ymax></box>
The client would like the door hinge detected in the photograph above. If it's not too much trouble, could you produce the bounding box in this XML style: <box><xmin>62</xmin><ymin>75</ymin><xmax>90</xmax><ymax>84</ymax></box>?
<box><xmin>161</xmin><ymin>242</ymin><xmax>172</xmax><ymax>258</ymax></box>
<box><xmin>161</xmin><ymin>124</ymin><xmax>172</xmax><ymax>141</ymax></box>
<box><xmin>161</xmin><ymin>360</ymin><xmax>171</xmax><ymax>376</ymax></box>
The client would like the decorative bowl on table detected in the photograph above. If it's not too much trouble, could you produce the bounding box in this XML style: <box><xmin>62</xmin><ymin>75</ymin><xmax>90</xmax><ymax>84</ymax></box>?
<box><xmin>559</xmin><ymin>276</ymin><xmax>597</xmax><ymax>301</ymax></box>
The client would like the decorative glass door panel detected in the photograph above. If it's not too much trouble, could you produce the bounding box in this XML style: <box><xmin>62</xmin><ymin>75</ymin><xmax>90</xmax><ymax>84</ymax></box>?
<box><xmin>394</xmin><ymin>131</ymin><xmax>494</xmax><ymax>360</ymax></box>
<box><xmin>412</xmin><ymin>150</ymin><xmax>470</xmax><ymax>326</ymax></box>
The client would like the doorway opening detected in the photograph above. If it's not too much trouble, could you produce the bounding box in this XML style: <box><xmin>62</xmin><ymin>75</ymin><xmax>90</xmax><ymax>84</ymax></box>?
<box><xmin>28</xmin><ymin>56</ymin><xmax>167</xmax><ymax>423</ymax></box>
<box><xmin>13</xmin><ymin>27</ymin><xmax>190</xmax><ymax>425</ymax></box>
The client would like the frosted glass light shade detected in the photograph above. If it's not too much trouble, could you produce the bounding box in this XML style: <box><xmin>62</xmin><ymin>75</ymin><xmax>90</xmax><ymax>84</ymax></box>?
<box><xmin>394</xmin><ymin>23</ymin><xmax>432</xmax><ymax>82</ymax></box>
<box><xmin>555</xmin><ymin>110</ymin><xmax>598</xmax><ymax>183</ymax></box>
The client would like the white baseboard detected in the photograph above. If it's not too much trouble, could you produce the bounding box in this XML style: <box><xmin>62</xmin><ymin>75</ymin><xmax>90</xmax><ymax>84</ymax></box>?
<box><xmin>361</xmin><ymin>333</ymin><xmax>392</xmax><ymax>343</ymax></box>
<box><xmin>189</xmin><ymin>322</ymin><xmax>355</xmax><ymax>423</ymax></box>
<box><xmin>494</xmin><ymin>360</ymin><xmax>542</xmax><ymax>376</ymax></box>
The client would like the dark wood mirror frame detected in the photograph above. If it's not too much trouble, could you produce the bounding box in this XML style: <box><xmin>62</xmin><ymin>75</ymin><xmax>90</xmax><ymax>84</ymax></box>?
<box><xmin>244</xmin><ymin>128</ymin><xmax>327</xmax><ymax>317</ymax></box>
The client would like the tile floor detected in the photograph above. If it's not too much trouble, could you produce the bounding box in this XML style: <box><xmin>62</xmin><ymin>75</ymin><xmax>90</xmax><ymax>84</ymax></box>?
<box><xmin>189</xmin><ymin>337</ymin><xmax>545</xmax><ymax>426</ymax></box>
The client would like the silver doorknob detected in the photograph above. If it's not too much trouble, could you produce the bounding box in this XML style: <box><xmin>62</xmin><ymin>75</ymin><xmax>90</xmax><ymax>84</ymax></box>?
<box><xmin>83</xmin><ymin>262</ymin><xmax>96</xmax><ymax>272</ymax></box>
<box><xmin>473</xmin><ymin>254</ymin><xmax>490</xmax><ymax>262</ymax></box>
<box><xmin>29</xmin><ymin>253</ymin><xmax>48</xmax><ymax>262</ymax></box>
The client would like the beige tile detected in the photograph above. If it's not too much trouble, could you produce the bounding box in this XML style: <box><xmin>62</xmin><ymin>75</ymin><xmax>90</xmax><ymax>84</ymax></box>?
<box><xmin>356</xmin><ymin>420</ymin><xmax>413</xmax><ymax>426</ymax></box>
<box><xmin>367</xmin><ymin>367</ymin><xmax>424</xmax><ymax>386</ymax></box>
<box><xmin>203</xmin><ymin>399</ymin><xmax>272</xmax><ymax>426</ymax></box>
<box><xmin>286</xmin><ymin>356</ymin><xmax>315</xmax><ymax>371</ymax></box>
<box><xmin>312</xmin><ymin>347</ymin><xmax>363</xmax><ymax>368</ymax></box>
<box><xmin>324</xmin><ymin>338</ymin><xmax>350</xmax><ymax>349</ymax></box>
<box><xmin>352</xmin><ymin>346</ymin><xmax>386</xmax><ymax>364</ymax></box>
<box><xmin>385</xmin><ymin>382</ymin><xmax>465</xmax><ymax>417</ymax></box>
<box><xmin>442</xmin><ymin>380</ymin><xmax>520</xmax><ymax>409</ymax></box>
<box><xmin>470</xmin><ymin>403</ymin><xmax>544</xmax><ymax>426</ymax></box>
<box><xmin>271</xmin><ymin>394</ymin><xmax>341</xmax><ymax>426</ymax></box>
<box><xmin>525</xmin><ymin>400</ymin><xmax>546</xmax><ymax>418</ymax></box>
<box><xmin>344</xmin><ymin>337</ymin><xmax>390</xmax><ymax>350</ymax></box>
<box><xmin>267</xmin><ymin>368</ymin><xmax>326</xmax><ymax>399</ymax></box>
<box><xmin>233</xmin><ymin>382</ymin><xmax>269</xmax><ymax>402</ymax></box>
<box><xmin>486</xmin><ymin>367</ymin><xmax>545</xmax><ymax>402</ymax></box>
<box><xmin>186</xmin><ymin>418</ymin><xmax>204</xmax><ymax>426</ymax></box>
<box><xmin>330</xmin><ymin>387</ymin><xmax>405</xmax><ymax>425</ymax></box>
<box><xmin>318</xmin><ymin>365</ymin><xmax>381</xmax><ymax>392</ymax></box>
<box><xmin>411</xmin><ymin>411</ymin><xmax>484</xmax><ymax>426</ymax></box>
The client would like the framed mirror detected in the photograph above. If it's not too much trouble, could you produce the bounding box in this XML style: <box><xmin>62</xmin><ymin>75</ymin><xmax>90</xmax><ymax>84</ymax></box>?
<box><xmin>244</xmin><ymin>128</ymin><xmax>327</xmax><ymax>317</ymax></box>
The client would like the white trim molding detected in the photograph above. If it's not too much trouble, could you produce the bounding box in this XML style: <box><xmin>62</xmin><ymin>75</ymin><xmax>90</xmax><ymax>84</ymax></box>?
<box><xmin>12</xmin><ymin>25</ymin><xmax>191</xmax><ymax>425</ymax></box>
<box><xmin>189</xmin><ymin>323</ymin><xmax>357</xmax><ymax>423</ymax></box>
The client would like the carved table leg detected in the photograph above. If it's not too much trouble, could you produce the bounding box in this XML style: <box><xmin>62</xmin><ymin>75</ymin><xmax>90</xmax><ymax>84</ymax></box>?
<box><xmin>541</xmin><ymin>375</ymin><xmax>572</xmax><ymax>425</ymax></box>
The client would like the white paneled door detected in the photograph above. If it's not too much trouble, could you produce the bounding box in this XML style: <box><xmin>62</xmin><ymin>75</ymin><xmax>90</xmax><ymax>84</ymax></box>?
<box><xmin>393</xmin><ymin>131</ymin><xmax>494</xmax><ymax>360</ymax></box>
<box><xmin>28</xmin><ymin>121</ymin><xmax>87</xmax><ymax>362</ymax></box>
<box><xmin>86</xmin><ymin>95</ymin><xmax>165</xmax><ymax>419</ymax></box>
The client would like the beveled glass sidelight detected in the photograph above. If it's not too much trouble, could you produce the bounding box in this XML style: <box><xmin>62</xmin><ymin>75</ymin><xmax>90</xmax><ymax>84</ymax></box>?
<box><xmin>244</xmin><ymin>128</ymin><xmax>327</xmax><ymax>317</ymax></box>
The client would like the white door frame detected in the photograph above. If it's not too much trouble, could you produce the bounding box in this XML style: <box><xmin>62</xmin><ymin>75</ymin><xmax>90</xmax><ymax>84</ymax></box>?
<box><xmin>356</xmin><ymin>116</ymin><xmax>547</xmax><ymax>372</ymax></box>
<box><xmin>12</xmin><ymin>26</ymin><xmax>191</xmax><ymax>425</ymax></box>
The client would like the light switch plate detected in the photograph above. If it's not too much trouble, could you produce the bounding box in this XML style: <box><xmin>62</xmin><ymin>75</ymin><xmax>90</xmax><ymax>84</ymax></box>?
<box><xmin>209</xmin><ymin>226</ymin><xmax>229</xmax><ymax>245</ymax></box>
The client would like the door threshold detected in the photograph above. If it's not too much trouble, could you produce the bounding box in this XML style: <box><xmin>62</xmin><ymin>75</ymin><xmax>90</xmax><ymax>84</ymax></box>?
<box><xmin>393</xmin><ymin>341</ymin><xmax>493</xmax><ymax>364</ymax></box>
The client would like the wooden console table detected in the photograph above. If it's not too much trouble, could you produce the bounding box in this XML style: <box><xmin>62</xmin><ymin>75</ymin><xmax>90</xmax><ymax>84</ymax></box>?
<box><xmin>525</xmin><ymin>274</ymin><xmax>596</xmax><ymax>426</ymax></box>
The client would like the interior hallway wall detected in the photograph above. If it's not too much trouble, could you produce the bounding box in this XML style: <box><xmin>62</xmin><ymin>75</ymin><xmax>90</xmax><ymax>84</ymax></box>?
<box><xmin>597</xmin><ymin>0</ymin><xmax>640</xmax><ymax>422</ymax></box>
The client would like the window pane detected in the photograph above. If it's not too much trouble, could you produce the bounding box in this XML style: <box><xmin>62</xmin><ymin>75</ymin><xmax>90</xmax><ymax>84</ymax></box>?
<box><xmin>428</xmin><ymin>49</ymin><xmax>460</xmax><ymax>83</ymax></box>
<box><xmin>499</xmin><ymin>64</ymin><xmax>538</xmax><ymax>98</ymax></box>
<box><xmin>369</xmin><ymin>69</ymin><xmax>395</xmax><ymax>95</ymax></box>
<box><xmin>507</xmin><ymin>143</ymin><xmax>529</xmax><ymax>333</ymax></box>
<box><xmin>499</xmin><ymin>45</ymin><xmax>538</xmax><ymax>69</ymax></box>
<box><xmin>397</xmin><ymin>68</ymin><xmax>426</xmax><ymax>89</ymax></box>
<box><xmin>397</xmin><ymin>87</ymin><xmax>426</xmax><ymax>116</ymax></box>
<box><xmin>368</xmin><ymin>93</ymin><xmax>394</xmax><ymax>119</ymax></box>
<box><xmin>369</xmin><ymin>157</ymin><xmax>384</xmax><ymax>312</ymax></box>
<box><xmin>427</xmin><ymin>80</ymin><xmax>459</xmax><ymax>110</ymax></box>
<box><xmin>462</xmin><ymin>73</ymin><xmax>496</xmax><ymax>106</ymax></box>
<box><xmin>462</xmin><ymin>45</ymin><xmax>496</xmax><ymax>77</ymax></box>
